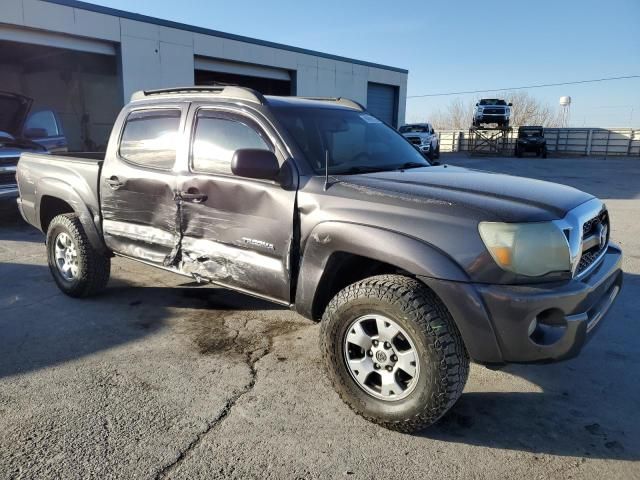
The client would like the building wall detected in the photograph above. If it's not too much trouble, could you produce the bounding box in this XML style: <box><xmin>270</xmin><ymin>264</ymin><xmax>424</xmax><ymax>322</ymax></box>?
<box><xmin>0</xmin><ymin>0</ymin><xmax>408</xmax><ymax>126</ymax></box>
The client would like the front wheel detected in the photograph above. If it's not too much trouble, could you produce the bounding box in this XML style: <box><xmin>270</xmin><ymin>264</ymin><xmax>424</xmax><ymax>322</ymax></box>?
<box><xmin>320</xmin><ymin>275</ymin><xmax>469</xmax><ymax>432</ymax></box>
<box><xmin>46</xmin><ymin>214</ymin><xmax>111</xmax><ymax>297</ymax></box>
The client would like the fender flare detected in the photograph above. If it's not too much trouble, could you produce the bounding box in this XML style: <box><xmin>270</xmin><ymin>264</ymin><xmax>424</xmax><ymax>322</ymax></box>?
<box><xmin>294</xmin><ymin>221</ymin><xmax>470</xmax><ymax>319</ymax></box>
<box><xmin>36</xmin><ymin>177</ymin><xmax>107</xmax><ymax>253</ymax></box>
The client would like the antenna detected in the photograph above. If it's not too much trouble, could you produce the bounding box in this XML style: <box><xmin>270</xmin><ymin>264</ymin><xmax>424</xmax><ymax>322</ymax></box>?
<box><xmin>324</xmin><ymin>150</ymin><xmax>330</xmax><ymax>191</ymax></box>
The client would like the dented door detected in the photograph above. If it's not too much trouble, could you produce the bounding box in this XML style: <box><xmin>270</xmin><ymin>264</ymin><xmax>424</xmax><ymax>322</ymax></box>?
<box><xmin>176</xmin><ymin>107</ymin><xmax>295</xmax><ymax>303</ymax></box>
<box><xmin>101</xmin><ymin>106</ymin><xmax>186</xmax><ymax>265</ymax></box>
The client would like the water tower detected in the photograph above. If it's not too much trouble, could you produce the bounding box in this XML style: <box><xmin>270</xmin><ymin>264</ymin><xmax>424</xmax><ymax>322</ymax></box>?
<box><xmin>559</xmin><ymin>96</ymin><xmax>572</xmax><ymax>128</ymax></box>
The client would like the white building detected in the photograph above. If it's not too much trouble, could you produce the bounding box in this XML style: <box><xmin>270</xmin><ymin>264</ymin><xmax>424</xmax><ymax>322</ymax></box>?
<box><xmin>0</xmin><ymin>0</ymin><xmax>408</xmax><ymax>149</ymax></box>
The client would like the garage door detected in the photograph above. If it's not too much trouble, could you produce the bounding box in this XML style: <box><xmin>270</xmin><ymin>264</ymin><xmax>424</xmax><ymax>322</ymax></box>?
<box><xmin>367</xmin><ymin>83</ymin><xmax>398</xmax><ymax>127</ymax></box>
<box><xmin>195</xmin><ymin>57</ymin><xmax>292</xmax><ymax>96</ymax></box>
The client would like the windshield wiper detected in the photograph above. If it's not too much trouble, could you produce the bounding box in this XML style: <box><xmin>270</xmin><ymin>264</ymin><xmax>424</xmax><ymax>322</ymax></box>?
<box><xmin>394</xmin><ymin>162</ymin><xmax>429</xmax><ymax>171</ymax></box>
<box><xmin>335</xmin><ymin>165</ymin><xmax>389</xmax><ymax>175</ymax></box>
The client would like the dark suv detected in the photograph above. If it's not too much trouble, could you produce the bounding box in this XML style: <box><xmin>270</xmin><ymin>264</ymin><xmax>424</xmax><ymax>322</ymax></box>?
<box><xmin>515</xmin><ymin>126</ymin><xmax>548</xmax><ymax>158</ymax></box>
<box><xmin>17</xmin><ymin>87</ymin><xmax>623</xmax><ymax>432</ymax></box>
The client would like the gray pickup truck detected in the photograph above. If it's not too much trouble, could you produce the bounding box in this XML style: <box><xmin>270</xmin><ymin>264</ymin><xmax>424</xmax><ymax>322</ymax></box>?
<box><xmin>17</xmin><ymin>86</ymin><xmax>623</xmax><ymax>432</ymax></box>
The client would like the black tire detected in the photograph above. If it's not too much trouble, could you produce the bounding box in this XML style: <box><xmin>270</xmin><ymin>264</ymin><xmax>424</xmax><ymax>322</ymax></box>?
<box><xmin>515</xmin><ymin>147</ymin><xmax>522</xmax><ymax>158</ymax></box>
<box><xmin>320</xmin><ymin>275</ymin><xmax>469</xmax><ymax>432</ymax></box>
<box><xmin>542</xmin><ymin>149</ymin><xmax>548</xmax><ymax>159</ymax></box>
<box><xmin>434</xmin><ymin>144</ymin><xmax>440</xmax><ymax>159</ymax></box>
<box><xmin>46</xmin><ymin>213</ymin><xmax>111</xmax><ymax>297</ymax></box>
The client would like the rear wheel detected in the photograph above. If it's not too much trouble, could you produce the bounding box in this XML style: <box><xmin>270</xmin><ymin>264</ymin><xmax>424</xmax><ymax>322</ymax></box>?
<box><xmin>320</xmin><ymin>275</ymin><xmax>469</xmax><ymax>432</ymax></box>
<box><xmin>46</xmin><ymin>214</ymin><xmax>111</xmax><ymax>297</ymax></box>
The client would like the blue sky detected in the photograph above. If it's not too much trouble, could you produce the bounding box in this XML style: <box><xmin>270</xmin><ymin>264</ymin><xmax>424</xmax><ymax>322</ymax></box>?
<box><xmin>92</xmin><ymin>0</ymin><xmax>640</xmax><ymax>127</ymax></box>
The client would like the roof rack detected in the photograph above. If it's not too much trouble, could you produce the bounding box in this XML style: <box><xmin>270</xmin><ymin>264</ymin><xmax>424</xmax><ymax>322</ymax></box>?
<box><xmin>130</xmin><ymin>86</ymin><xmax>266</xmax><ymax>105</ymax></box>
<box><xmin>298</xmin><ymin>97</ymin><xmax>365</xmax><ymax>111</ymax></box>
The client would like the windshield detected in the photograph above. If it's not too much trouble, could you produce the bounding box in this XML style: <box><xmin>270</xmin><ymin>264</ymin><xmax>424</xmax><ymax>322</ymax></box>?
<box><xmin>519</xmin><ymin>129</ymin><xmax>543</xmax><ymax>138</ymax></box>
<box><xmin>479</xmin><ymin>99</ymin><xmax>507</xmax><ymax>106</ymax></box>
<box><xmin>399</xmin><ymin>124</ymin><xmax>429</xmax><ymax>133</ymax></box>
<box><xmin>273</xmin><ymin>107</ymin><xmax>430</xmax><ymax>174</ymax></box>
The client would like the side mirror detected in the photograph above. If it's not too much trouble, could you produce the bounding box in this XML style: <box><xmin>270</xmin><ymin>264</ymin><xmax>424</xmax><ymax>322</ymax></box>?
<box><xmin>23</xmin><ymin>127</ymin><xmax>47</xmax><ymax>139</ymax></box>
<box><xmin>475</xmin><ymin>103</ymin><xmax>479</xmax><ymax>106</ymax></box>
<box><xmin>231</xmin><ymin>149</ymin><xmax>280</xmax><ymax>180</ymax></box>
<box><xmin>508</xmin><ymin>103</ymin><xmax>513</xmax><ymax>107</ymax></box>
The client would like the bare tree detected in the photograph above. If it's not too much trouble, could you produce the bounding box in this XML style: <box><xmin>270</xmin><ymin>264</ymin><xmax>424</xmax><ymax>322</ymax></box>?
<box><xmin>506</xmin><ymin>91</ymin><xmax>561</xmax><ymax>127</ymax></box>
<box><xmin>429</xmin><ymin>98</ymin><xmax>472</xmax><ymax>130</ymax></box>
<box><xmin>428</xmin><ymin>92</ymin><xmax>561</xmax><ymax>130</ymax></box>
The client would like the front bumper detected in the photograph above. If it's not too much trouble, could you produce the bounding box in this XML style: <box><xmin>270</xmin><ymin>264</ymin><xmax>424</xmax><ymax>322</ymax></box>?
<box><xmin>476</xmin><ymin>115</ymin><xmax>509</xmax><ymax>123</ymax></box>
<box><xmin>421</xmin><ymin>243</ymin><xmax>623</xmax><ymax>364</ymax></box>
<box><xmin>517</xmin><ymin>142</ymin><xmax>546</xmax><ymax>152</ymax></box>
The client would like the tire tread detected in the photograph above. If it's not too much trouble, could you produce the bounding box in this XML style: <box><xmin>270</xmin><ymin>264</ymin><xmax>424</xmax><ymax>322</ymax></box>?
<box><xmin>320</xmin><ymin>274</ymin><xmax>469</xmax><ymax>432</ymax></box>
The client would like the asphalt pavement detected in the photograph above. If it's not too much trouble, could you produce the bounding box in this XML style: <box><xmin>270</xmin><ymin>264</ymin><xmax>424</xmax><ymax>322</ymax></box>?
<box><xmin>1</xmin><ymin>154</ymin><xmax>639</xmax><ymax>479</ymax></box>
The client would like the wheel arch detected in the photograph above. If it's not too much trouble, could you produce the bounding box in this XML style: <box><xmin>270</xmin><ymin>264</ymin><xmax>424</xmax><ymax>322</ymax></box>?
<box><xmin>294</xmin><ymin>222</ymin><xmax>470</xmax><ymax>320</ymax></box>
<box><xmin>36</xmin><ymin>177</ymin><xmax>107</xmax><ymax>253</ymax></box>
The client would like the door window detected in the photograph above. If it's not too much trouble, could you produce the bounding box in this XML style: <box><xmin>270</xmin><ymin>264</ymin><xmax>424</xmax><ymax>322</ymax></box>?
<box><xmin>192</xmin><ymin>113</ymin><xmax>271</xmax><ymax>175</ymax></box>
<box><xmin>119</xmin><ymin>109</ymin><xmax>181</xmax><ymax>170</ymax></box>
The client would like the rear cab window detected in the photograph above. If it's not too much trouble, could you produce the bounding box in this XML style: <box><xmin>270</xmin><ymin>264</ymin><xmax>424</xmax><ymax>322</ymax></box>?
<box><xmin>119</xmin><ymin>109</ymin><xmax>181</xmax><ymax>170</ymax></box>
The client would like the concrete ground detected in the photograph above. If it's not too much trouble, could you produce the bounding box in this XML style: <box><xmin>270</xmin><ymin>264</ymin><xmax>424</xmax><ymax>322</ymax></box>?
<box><xmin>1</xmin><ymin>154</ymin><xmax>639</xmax><ymax>479</ymax></box>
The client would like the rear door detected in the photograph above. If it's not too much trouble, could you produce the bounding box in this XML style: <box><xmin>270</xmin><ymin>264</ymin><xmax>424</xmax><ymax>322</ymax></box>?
<box><xmin>101</xmin><ymin>104</ymin><xmax>187</xmax><ymax>265</ymax></box>
<box><xmin>176</xmin><ymin>105</ymin><xmax>296</xmax><ymax>303</ymax></box>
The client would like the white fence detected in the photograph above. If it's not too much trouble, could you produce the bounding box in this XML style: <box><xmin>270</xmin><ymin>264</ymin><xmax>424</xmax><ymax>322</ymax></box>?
<box><xmin>437</xmin><ymin>128</ymin><xmax>640</xmax><ymax>156</ymax></box>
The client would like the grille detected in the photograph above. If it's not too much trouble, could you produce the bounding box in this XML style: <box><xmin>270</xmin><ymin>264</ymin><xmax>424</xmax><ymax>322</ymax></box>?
<box><xmin>0</xmin><ymin>156</ymin><xmax>19</xmax><ymax>167</ymax></box>
<box><xmin>576</xmin><ymin>209</ymin><xmax>609</xmax><ymax>276</ymax></box>
<box><xmin>406</xmin><ymin>136</ymin><xmax>422</xmax><ymax>145</ymax></box>
<box><xmin>0</xmin><ymin>171</ymin><xmax>17</xmax><ymax>186</ymax></box>
<box><xmin>483</xmin><ymin>108</ymin><xmax>504</xmax><ymax>115</ymax></box>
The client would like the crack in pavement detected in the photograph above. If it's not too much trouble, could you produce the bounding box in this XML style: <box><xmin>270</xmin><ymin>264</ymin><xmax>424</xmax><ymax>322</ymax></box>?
<box><xmin>154</xmin><ymin>318</ymin><xmax>298</xmax><ymax>479</ymax></box>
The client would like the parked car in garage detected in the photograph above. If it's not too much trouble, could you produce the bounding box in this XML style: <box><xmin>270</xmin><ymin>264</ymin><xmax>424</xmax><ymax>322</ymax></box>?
<box><xmin>515</xmin><ymin>126</ymin><xmax>548</xmax><ymax>158</ymax></box>
<box><xmin>472</xmin><ymin>98</ymin><xmax>512</xmax><ymax>128</ymax></box>
<box><xmin>398</xmin><ymin>123</ymin><xmax>440</xmax><ymax>159</ymax></box>
<box><xmin>17</xmin><ymin>86</ymin><xmax>623</xmax><ymax>432</ymax></box>
<box><xmin>0</xmin><ymin>92</ymin><xmax>67</xmax><ymax>200</ymax></box>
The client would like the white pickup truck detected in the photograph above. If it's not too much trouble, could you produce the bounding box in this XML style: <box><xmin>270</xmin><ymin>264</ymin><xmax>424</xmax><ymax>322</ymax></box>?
<box><xmin>398</xmin><ymin>123</ymin><xmax>440</xmax><ymax>159</ymax></box>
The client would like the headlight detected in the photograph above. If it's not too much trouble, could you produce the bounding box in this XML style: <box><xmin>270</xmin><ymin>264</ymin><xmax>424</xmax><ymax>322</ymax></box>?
<box><xmin>478</xmin><ymin>222</ymin><xmax>571</xmax><ymax>276</ymax></box>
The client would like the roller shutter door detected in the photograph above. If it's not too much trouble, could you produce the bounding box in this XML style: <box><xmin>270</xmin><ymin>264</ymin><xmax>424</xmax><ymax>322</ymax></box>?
<box><xmin>366</xmin><ymin>82</ymin><xmax>397</xmax><ymax>127</ymax></box>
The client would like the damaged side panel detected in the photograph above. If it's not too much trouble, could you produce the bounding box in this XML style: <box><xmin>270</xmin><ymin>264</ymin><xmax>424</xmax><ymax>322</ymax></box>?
<box><xmin>176</xmin><ymin>174</ymin><xmax>295</xmax><ymax>302</ymax></box>
<box><xmin>102</xmin><ymin>173</ymin><xmax>180</xmax><ymax>264</ymax></box>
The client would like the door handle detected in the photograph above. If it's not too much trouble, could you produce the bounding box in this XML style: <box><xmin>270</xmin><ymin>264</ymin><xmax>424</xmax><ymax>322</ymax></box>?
<box><xmin>105</xmin><ymin>176</ymin><xmax>124</xmax><ymax>189</ymax></box>
<box><xmin>179</xmin><ymin>189</ymin><xmax>208</xmax><ymax>203</ymax></box>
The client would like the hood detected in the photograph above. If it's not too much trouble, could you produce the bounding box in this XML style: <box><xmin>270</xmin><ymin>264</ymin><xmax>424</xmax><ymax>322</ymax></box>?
<box><xmin>0</xmin><ymin>91</ymin><xmax>33</xmax><ymax>138</ymax></box>
<box><xmin>333</xmin><ymin>165</ymin><xmax>593</xmax><ymax>222</ymax></box>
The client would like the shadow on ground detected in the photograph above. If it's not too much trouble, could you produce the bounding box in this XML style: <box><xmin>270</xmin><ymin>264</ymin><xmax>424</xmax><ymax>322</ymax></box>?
<box><xmin>0</xmin><ymin>261</ymin><xmax>288</xmax><ymax>380</ymax></box>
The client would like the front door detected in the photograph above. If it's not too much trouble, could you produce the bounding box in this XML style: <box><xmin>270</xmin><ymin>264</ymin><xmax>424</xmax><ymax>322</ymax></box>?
<box><xmin>101</xmin><ymin>105</ymin><xmax>186</xmax><ymax>265</ymax></box>
<box><xmin>176</xmin><ymin>106</ymin><xmax>296</xmax><ymax>303</ymax></box>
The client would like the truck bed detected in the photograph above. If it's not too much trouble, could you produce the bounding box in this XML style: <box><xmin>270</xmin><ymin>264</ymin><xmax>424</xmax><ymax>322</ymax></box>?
<box><xmin>17</xmin><ymin>151</ymin><xmax>105</xmax><ymax>231</ymax></box>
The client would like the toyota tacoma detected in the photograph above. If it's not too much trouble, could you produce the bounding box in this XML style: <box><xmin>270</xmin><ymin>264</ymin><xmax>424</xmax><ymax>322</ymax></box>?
<box><xmin>16</xmin><ymin>87</ymin><xmax>623</xmax><ymax>432</ymax></box>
